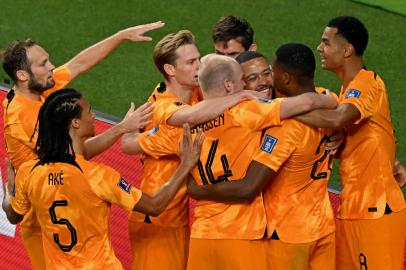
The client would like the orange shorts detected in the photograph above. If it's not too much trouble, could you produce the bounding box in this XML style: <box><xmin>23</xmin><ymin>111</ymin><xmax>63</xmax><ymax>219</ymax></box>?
<box><xmin>336</xmin><ymin>208</ymin><xmax>406</xmax><ymax>270</ymax></box>
<box><xmin>187</xmin><ymin>238</ymin><xmax>268</xmax><ymax>270</ymax></box>
<box><xmin>267</xmin><ymin>232</ymin><xmax>335</xmax><ymax>270</ymax></box>
<box><xmin>129</xmin><ymin>221</ymin><xmax>189</xmax><ymax>270</ymax></box>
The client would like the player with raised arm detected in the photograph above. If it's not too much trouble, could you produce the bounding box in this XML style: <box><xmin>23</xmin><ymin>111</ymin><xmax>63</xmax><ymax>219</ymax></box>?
<box><xmin>2</xmin><ymin>88</ymin><xmax>203</xmax><ymax>270</ymax></box>
<box><xmin>1</xmin><ymin>21</ymin><xmax>163</xmax><ymax>269</ymax></box>
<box><xmin>126</xmin><ymin>54</ymin><xmax>338</xmax><ymax>269</ymax></box>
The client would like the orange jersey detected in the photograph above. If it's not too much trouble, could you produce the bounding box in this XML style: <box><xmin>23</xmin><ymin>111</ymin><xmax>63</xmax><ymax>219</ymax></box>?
<box><xmin>3</xmin><ymin>65</ymin><xmax>72</xmax><ymax>170</ymax></box>
<box><xmin>129</xmin><ymin>82</ymin><xmax>202</xmax><ymax>227</ymax></box>
<box><xmin>254</xmin><ymin>119</ymin><xmax>335</xmax><ymax>243</ymax></box>
<box><xmin>139</xmin><ymin>98</ymin><xmax>283</xmax><ymax>239</ymax></box>
<box><xmin>11</xmin><ymin>155</ymin><xmax>142</xmax><ymax>270</ymax></box>
<box><xmin>337</xmin><ymin>69</ymin><xmax>405</xmax><ymax>219</ymax></box>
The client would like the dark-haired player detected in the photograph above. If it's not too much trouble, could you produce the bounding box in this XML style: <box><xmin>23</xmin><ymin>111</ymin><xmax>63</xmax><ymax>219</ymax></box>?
<box><xmin>2</xmin><ymin>88</ymin><xmax>203</xmax><ymax>269</ymax></box>
<box><xmin>212</xmin><ymin>16</ymin><xmax>256</xmax><ymax>58</ymax></box>
<box><xmin>296</xmin><ymin>16</ymin><xmax>406</xmax><ymax>270</ymax></box>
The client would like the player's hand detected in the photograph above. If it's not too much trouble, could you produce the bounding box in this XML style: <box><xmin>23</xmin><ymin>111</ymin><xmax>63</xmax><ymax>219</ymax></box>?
<box><xmin>119</xmin><ymin>21</ymin><xmax>165</xmax><ymax>42</ymax></box>
<box><xmin>121</xmin><ymin>102</ymin><xmax>153</xmax><ymax>132</ymax></box>
<box><xmin>2</xmin><ymin>158</ymin><xmax>15</xmax><ymax>197</ymax></box>
<box><xmin>321</xmin><ymin>89</ymin><xmax>338</xmax><ymax>109</ymax></box>
<box><xmin>393</xmin><ymin>160</ymin><xmax>406</xmax><ymax>188</ymax></box>
<box><xmin>326</xmin><ymin>130</ymin><xmax>345</xmax><ymax>154</ymax></box>
<box><xmin>179</xmin><ymin>124</ymin><xmax>204</xmax><ymax>169</ymax></box>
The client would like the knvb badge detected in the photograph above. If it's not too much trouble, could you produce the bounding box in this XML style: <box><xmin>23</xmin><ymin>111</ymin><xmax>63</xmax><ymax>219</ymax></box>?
<box><xmin>345</xmin><ymin>89</ymin><xmax>361</xmax><ymax>99</ymax></box>
<box><xmin>261</xmin><ymin>135</ymin><xmax>278</xmax><ymax>154</ymax></box>
<box><xmin>117</xmin><ymin>177</ymin><xmax>132</xmax><ymax>193</ymax></box>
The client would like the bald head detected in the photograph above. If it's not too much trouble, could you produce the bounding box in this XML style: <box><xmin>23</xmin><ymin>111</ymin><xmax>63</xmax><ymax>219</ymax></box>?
<box><xmin>198</xmin><ymin>54</ymin><xmax>242</xmax><ymax>95</ymax></box>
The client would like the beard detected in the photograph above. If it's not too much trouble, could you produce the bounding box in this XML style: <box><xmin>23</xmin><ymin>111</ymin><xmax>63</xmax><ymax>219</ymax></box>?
<box><xmin>28</xmin><ymin>75</ymin><xmax>55</xmax><ymax>93</ymax></box>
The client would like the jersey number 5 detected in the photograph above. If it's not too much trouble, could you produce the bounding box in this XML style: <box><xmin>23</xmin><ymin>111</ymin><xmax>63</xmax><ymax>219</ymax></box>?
<box><xmin>49</xmin><ymin>200</ymin><xmax>78</xmax><ymax>252</ymax></box>
<box><xmin>197</xmin><ymin>139</ymin><xmax>233</xmax><ymax>185</ymax></box>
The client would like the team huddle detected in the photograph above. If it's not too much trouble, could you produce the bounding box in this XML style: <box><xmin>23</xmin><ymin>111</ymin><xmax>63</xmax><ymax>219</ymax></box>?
<box><xmin>1</xmin><ymin>15</ymin><xmax>405</xmax><ymax>270</ymax></box>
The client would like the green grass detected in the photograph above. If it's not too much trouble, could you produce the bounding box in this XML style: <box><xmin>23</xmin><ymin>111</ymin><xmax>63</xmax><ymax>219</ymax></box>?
<box><xmin>351</xmin><ymin>0</ymin><xmax>406</xmax><ymax>16</ymax></box>
<box><xmin>0</xmin><ymin>0</ymin><xmax>405</xmax><ymax>194</ymax></box>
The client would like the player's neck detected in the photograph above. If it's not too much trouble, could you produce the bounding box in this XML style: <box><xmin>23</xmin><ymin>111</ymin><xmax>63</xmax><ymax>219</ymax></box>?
<box><xmin>70</xmin><ymin>133</ymin><xmax>85</xmax><ymax>157</ymax></box>
<box><xmin>14</xmin><ymin>83</ymin><xmax>42</xmax><ymax>101</ymax></box>
<box><xmin>335</xmin><ymin>57</ymin><xmax>365</xmax><ymax>89</ymax></box>
<box><xmin>165</xmin><ymin>80</ymin><xmax>194</xmax><ymax>104</ymax></box>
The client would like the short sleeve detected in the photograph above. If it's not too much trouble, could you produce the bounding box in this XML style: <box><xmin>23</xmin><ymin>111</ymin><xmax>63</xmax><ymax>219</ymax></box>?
<box><xmin>340</xmin><ymin>74</ymin><xmax>378</xmax><ymax>124</ymax></box>
<box><xmin>253</xmin><ymin>120</ymin><xmax>299</xmax><ymax>172</ymax></box>
<box><xmin>42</xmin><ymin>65</ymin><xmax>73</xmax><ymax>97</ymax></box>
<box><xmin>153</xmin><ymin>98</ymin><xmax>190</xmax><ymax>125</ymax></box>
<box><xmin>90</xmin><ymin>165</ymin><xmax>143</xmax><ymax>212</ymax></box>
<box><xmin>138</xmin><ymin>125</ymin><xmax>182</xmax><ymax>159</ymax></box>
<box><xmin>229</xmin><ymin>98</ymin><xmax>282</xmax><ymax>130</ymax></box>
<box><xmin>11</xmin><ymin>167</ymin><xmax>31</xmax><ymax>215</ymax></box>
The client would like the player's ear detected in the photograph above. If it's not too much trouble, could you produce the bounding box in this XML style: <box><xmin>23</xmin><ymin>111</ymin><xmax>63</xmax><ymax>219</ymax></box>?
<box><xmin>71</xmin><ymin>118</ymin><xmax>80</xmax><ymax>129</ymax></box>
<box><xmin>248</xmin><ymin>43</ymin><xmax>257</xmax><ymax>52</ymax></box>
<box><xmin>223</xmin><ymin>78</ymin><xmax>232</xmax><ymax>93</ymax></box>
<box><xmin>15</xmin><ymin>70</ymin><xmax>29</xmax><ymax>82</ymax></box>
<box><xmin>282</xmin><ymin>72</ymin><xmax>291</xmax><ymax>85</ymax></box>
<box><xmin>344</xmin><ymin>43</ymin><xmax>354</xmax><ymax>58</ymax></box>
<box><xmin>163</xmin><ymin>64</ymin><xmax>176</xmax><ymax>77</ymax></box>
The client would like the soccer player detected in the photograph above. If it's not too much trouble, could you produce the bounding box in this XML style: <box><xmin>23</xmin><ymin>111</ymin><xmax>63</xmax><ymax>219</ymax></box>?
<box><xmin>1</xmin><ymin>21</ymin><xmax>163</xmax><ymax>269</ymax></box>
<box><xmin>126</xmin><ymin>54</ymin><xmax>338</xmax><ymax>269</ymax></box>
<box><xmin>236</xmin><ymin>51</ymin><xmax>275</xmax><ymax>97</ymax></box>
<box><xmin>187</xmin><ymin>43</ymin><xmax>338</xmax><ymax>270</ymax></box>
<box><xmin>122</xmin><ymin>30</ymin><xmax>267</xmax><ymax>270</ymax></box>
<box><xmin>2</xmin><ymin>88</ymin><xmax>203</xmax><ymax>270</ymax></box>
<box><xmin>212</xmin><ymin>15</ymin><xmax>256</xmax><ymax>58</ymax></box>
<box><xmin>296</xmin><ymin>16</ymin><xmax>406</xmax><ymax>270</ymax></box>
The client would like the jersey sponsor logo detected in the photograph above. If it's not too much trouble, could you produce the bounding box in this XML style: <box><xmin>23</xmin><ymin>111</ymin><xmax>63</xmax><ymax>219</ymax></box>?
<box><xmin>147</xmin><ymin>125</ymin><xmax>159</xmax><ymax>136</ymax></box>
<box><xmin>257</xmin><ymin>98</ymin><xmax>273</xmax><ymax>103</ymax></box>
<box><xmin>345</xmin><ymin>89</ymin><xmax>361</xmax><ymax>99</ymax></box>
<box><xmin>261</xmin><ymin>134</ymin><xmax>278</xmax><ymax>154</ymax></box>
<box><xmin>117</xmin><ymin>177</ymin><xmax>132</xmax><ymax>193</ymax></box>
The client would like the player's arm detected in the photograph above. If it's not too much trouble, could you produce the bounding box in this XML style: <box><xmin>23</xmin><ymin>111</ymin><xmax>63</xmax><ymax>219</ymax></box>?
<box><xmin>133</xmin><ymin>125</ymin><xmax>204</xmax><ymax>216</ymax></box>
<box><xmin>187</xmin><ymin>160</ymin><xmax>276</xmax><ymax>203</ymax></box>
<box><xmin>280</xmin><ymin>91</ymin><xmax>338</xmax><ymax>120</ymax></box>
<box><xmin>2</xmin><ymin>159</ymin><xmax>24</xmax><ymax>224</ymax></box>
<box><xmin>121</xmin><ymin>131</ymin><xmax>142</xmax><ymax>155</ymax></box>
<box><xmin>167</xmin><ymin>90</ymin><xmax>265</xmax><ymax>127</ymax></box>
<box><xmin>294</xmin><ymin>103</ymin><xmax>360</xmax><ymax>129</ymax></box>
<box><xmin>64</xmin><ymin>21</ymin><xmax>165</xmax><ymax>79</ymax></box>
<box><xmin>83</xmin><ymin>102</ymin><xmax>152</xmax><ymax>159</ymax></box>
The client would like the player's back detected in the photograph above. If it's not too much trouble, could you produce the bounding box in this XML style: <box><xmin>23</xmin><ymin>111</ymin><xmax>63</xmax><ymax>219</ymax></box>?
<box><xmin>256</xmin><ymin>119</ymin><xmax>335</xmax><ymax>243</ymax></box>
<box><xmin>18</xmin><ymin>156</ymin><xmax>124</xmax><ymax>270</ymax></box>
<box><xmin>189</xmin><ymin>98</ymin><xmax>282</xmax><ymax>239</ymax></box>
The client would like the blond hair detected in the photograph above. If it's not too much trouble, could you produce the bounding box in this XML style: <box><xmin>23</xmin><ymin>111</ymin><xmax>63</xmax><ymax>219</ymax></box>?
<box><xmin>153</xmin><ymin>30</ymin><xmax>195</xmax><ymax>79</ymax></box>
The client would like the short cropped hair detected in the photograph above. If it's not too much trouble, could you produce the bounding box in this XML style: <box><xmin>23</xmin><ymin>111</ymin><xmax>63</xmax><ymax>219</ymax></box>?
<box><xmin>198</xmin><ymin>54</ymin><xmax>236</xmax><ymax>92</ymax></box>
<box><xmin>2</xmin><ymin>39</ymin><xmax>37</xmax><ymax>83</ymax></box>
<box><xmin>275</xmin><ymin>43</ymin><xmax>315</xmax><ymax>83</ymax></box>
<box><xmin>235</xmin><ymin>51</ymin><xmax>266</xmax><ymax>64</ymax></box>
<box><xmin>327</xmin><ymin>16</ymin><xmax>368</xmax><ymax>55</ymax></box>
<box><xmin>153</xmin><ymin>30</ymin><xmax>195</xmax><ymax>79</ymax></box>
<box><xmin>212</xmin><ymin>16</ymin><xmax>254</xmax><ymax>50</ymax></box>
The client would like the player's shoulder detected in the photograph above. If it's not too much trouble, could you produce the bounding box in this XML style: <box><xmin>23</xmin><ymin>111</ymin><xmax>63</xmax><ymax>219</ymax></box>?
<box><xmin>78</xmin><ymin>156</ymin><xmax>118</xmax><ymax>178</ymax></box>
